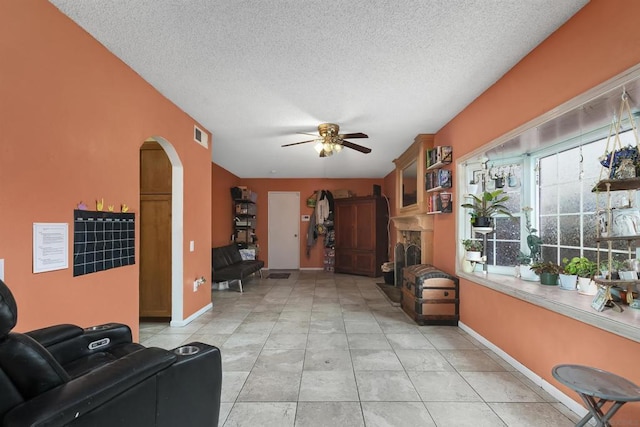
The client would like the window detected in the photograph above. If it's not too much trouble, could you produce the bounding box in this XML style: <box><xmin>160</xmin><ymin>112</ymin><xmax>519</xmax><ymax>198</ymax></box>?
<box><xmin>456</xmin><ymin>66</ymin><xmax>640</xmax><ymax>341</ymax></box>
<box><xmin>462</xmin><ymin>130</ymin><xmax>640</xmax><ymax>273</ymax></box>
<box><xmin>462</xmin><ymin>162</ymin><xmax>525</xmax><ymax>272</ymax></box>
<box><xmin>537</xmin><ymin>130</ymin><xmax>639</xmax><ymax>266</ymax></box>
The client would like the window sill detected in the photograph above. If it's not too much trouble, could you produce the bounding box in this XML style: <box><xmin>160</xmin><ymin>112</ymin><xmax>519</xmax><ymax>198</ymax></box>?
<box><xmin>457</xmin><ymin>271</ymin><xmax>640</xmax><ymax>343</ymax></box>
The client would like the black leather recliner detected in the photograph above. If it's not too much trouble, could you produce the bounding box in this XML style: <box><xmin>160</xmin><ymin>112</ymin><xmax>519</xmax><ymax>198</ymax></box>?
<box><xmin>0</xmin><ymin>279</ymin><xmax>222</xmax><ymax>427</ymax></box>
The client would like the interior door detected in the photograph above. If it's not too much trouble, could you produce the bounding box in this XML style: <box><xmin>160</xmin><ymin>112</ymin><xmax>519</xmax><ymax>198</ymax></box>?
<box><xmin>140</xmin><ymin>194</ymin><xmax>172</xmax><ymax>317</ymax></box>
<box><xmin>139</xmin><ymin>141</ymin><xmax>172</xmax><ymax>318</ymax></box>
<box><xmin>268</xmin><ymin>192</ymin><xmax>300</xmax><ymax>270</ymax></box>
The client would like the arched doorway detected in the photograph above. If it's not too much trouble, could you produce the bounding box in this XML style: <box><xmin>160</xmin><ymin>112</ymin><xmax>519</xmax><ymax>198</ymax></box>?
<box><xmin>139</xmin><ymin>137</ymin><xmax>184</xmax><ymax>324</ymax></box>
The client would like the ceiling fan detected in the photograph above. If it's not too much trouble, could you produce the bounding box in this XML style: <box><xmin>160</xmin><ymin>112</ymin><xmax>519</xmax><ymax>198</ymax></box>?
<box><xmin>281</xmin><ymin>123</ymin><xmax>371</xmax><ymax>157</ymax></box>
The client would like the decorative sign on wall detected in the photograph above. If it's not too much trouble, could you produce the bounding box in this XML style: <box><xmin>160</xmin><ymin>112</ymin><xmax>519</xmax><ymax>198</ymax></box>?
<box><xmin>73</xmin><ymin>210</ymin><xmax>135</xmax><ymax>277</ymax></box>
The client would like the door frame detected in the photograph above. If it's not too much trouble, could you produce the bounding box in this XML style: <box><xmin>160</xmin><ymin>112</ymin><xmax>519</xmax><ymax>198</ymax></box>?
<box><xmin>142</xmin><ymin>136</ymin><xmax>185</xmax><ymax>326</ymax></box>
<box><xmin>268</xmin><ymin>191</ymin><xmax>300</xmax><ymax>270</ymax></box>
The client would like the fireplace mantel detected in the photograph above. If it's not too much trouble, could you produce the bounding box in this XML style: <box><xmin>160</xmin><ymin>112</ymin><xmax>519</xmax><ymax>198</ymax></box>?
<box><xmin>390</xmin><ymin>213</ymin><xmax>433</xmax><ymax>231</ymax></box>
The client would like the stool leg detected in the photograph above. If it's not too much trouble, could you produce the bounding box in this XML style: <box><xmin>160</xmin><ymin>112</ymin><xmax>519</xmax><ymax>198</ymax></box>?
<box><xmin>600</xmin><ymin>402</ymin><xmax>624</xmax><ymax>426</ymax></box>
<box><xmin>577</xmin><ymin>395</ymin><xmax>610</xmax><ymax>427</ymax></box>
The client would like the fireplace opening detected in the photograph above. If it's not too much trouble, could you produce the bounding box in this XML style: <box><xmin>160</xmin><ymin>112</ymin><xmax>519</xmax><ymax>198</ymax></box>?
<box><xmin>394</xmin><ymin>237</ymin><xmax>422</xmax><ymax>287</ymax></box>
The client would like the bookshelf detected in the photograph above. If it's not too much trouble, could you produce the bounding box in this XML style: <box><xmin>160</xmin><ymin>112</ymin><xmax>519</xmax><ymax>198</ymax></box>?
<box><xmin>425</xmin><ymin>146</ymin><xmax>453</xmax><ymax>214</ymax></box>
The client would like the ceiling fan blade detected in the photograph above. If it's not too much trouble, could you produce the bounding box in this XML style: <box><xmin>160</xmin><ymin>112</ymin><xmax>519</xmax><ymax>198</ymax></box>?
<box><xmin>281</xmin><ymin>139</ymin><xmax>316</xmax><ymax>147</ymax></box>
<box><xmin>341</xmin><ymin>140</ymin><xmax>372</xmax><ymax>154</ymax></box>
<box><xmin>339</xmin><ymin>132</ymin><xmax>368</xmax><ymax>139</ymax></box>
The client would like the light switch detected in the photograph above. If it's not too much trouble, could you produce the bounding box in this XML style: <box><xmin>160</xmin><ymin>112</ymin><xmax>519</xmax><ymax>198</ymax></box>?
<box><xmin>189</xmin><ymin>241</ymin><xmax>195</xmax><ymax>252</ymax></box>
<box><xmin>0</xmin><ymin>259</ymin><xmax>4</xmax><ymax>281</ymax></box>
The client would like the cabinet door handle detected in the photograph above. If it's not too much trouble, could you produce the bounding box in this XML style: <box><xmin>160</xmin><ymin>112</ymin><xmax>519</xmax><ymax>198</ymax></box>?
<box><xmin>294</xmin><ymin>234</ymin><xmax>298</xmax><ymax>237</ymax></box>
<box><xmin>444</xmin><ymin>291</ymin><xmax>449</xmax><ymax>296</ymax></box>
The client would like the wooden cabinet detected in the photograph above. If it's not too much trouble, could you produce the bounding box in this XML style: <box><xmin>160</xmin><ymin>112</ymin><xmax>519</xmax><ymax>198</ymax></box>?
<box><xmin>334</xmin><ymin>196</ymin><xmax>388</xmax><ymax>277</ymax></box>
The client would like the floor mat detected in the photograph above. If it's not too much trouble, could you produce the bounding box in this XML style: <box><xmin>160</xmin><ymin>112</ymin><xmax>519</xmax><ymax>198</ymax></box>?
<box><xmin>267</xmin><ymin>273</ymin><xmax>291</xmax><ymax>279</ymax></box>
<box><xmin>376</xmin><ymin>283</ymin><xmax>401</xmax><ymax>306</ymax></box>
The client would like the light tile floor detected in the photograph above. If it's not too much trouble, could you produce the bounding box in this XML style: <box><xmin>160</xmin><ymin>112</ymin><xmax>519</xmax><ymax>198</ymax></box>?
<box><xmin>140</xmin><ymin>271</ymin><xmax>582</xmax><ymax>426</ymax></box>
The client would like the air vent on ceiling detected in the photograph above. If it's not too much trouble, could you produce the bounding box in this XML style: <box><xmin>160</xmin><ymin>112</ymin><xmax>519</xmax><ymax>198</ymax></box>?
<box><xmin>194</xmin><ymin>125</ymin><xmax>208</xmax><ymax>148</ymax></box>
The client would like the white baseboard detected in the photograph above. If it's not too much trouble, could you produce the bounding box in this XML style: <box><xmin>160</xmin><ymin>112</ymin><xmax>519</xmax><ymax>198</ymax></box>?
<box><xmin>170</xmin><ymin>302</ymin><xmax>212</xmax><ymax>327</ymax></box>
<box><xmin>458</xmin><ymin>321</ymin><xmax>588</xmax><ymax>419</ymax></box>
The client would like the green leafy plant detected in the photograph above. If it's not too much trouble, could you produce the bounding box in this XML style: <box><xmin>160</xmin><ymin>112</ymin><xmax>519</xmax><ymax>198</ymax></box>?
<box><xmin>462</xmin><ymin>239</ymin><xmax>483</xmax><ymax>252</ymax></box>
<box><xmin>516</xmin><ymin>207</ymin><xmax>543</xmax><ymax>265</ymax></box>
<box><xmin>599</xmin><ymin>259</ymin><xmax>624</xmax><ymax>272</ymax></box>
<box><xmin>460</xmin><ymin>189</ymin><xmax>514</xmax><ymax>223</ymax></box>
<box><xmin>530</xmin><ymin>261</ymin><xmax>562</xmax><ymax>275</ymax></box>
<box><xmin>562</xmin><ymin>257</ymin><xmax>597</xmax><ymax>278</ymax></box>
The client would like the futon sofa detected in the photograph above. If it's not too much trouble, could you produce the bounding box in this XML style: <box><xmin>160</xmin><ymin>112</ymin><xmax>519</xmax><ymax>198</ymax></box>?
<box><xmin>211</xmin><ymin>244</ymin><xmax>264</xmax><ymax>292</ymax></box>
<box><xmin>0</xmin><ymin>279</ymin><xmax>222</xmax><ymax>427</ymax></box>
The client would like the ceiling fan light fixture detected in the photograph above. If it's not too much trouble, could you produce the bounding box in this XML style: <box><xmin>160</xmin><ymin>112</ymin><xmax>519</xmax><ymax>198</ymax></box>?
<box><xmin>281</xmin><ymin>123</ymin><xmax>370</xmax><ymax>157</ymax></box>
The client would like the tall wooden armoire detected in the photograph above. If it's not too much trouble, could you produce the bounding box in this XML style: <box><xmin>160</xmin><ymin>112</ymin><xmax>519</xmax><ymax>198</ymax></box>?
<box><xmin>334</xmin><ymin>196</ymin><xmax>388</xmax><ymax>277</ymax></box>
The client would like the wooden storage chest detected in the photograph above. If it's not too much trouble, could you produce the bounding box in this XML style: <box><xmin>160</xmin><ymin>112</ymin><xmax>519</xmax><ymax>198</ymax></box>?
<box><xmin>402</xmin><ymin>264</ymin><xmax>459</xmax><ymax>325</ymax></box>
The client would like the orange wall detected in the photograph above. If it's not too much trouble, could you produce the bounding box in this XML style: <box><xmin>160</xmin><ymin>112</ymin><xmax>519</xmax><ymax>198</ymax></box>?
<box><xmin>1</xmin><ymin>1</ymin><xmax>212</xmax><ymax>335</ymax></box>
<box><xmin>236</xmin><ymin>179</ymin><xmax>384</xmax><ymax>268</ymax></box>
<box><xmin>211</xmin><ymin>163</ymin><xmax>240</xmax><ymax>247</ymax></box>
<box><xmin>435</xmin><ymin>0</ymin><xmax>640</xmax><ymax>420</ymax></box>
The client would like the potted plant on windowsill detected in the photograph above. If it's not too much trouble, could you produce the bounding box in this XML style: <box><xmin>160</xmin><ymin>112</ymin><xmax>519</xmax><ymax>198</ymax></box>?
<box><xmin>516</xmin><ymin>207</ymin><xmax>543</xmax><ymax>282</ymax></box>
<box><xmin>530</xmin><ymin>261</ymin><xmax>561</xmax><ymax>286</ymax></box>
<box><xmin>561</xmin><ymin>257</ymin><xmax>597</xmax><ymax>291</ymax></box>
<box><xmin>599</xmin><ymin>259</ymin><xmax>623</xmax><ymax>280</ymax></box>
<box><xmin>461</xmin><ymin>189</ymin><xmax>514</xmax><ymax>229</ymax></box>
<box><xmin>462</xmin><ymin>239</ymin><xmax>483</xmax><ymax>262</ymax></box>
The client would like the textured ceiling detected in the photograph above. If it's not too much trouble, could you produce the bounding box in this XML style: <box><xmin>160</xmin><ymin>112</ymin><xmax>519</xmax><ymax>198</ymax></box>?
<box><xmin>49</xmin><ymin>0</ymin><xmax>588</xmax><ymax>178</ymax></box>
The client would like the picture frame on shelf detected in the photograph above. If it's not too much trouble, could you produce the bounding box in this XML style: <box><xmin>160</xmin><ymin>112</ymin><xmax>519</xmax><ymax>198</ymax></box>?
<box><xmin>591</xmin><ymin>287</ymin><xmax>608</xmax><ymax>312</ymax></box>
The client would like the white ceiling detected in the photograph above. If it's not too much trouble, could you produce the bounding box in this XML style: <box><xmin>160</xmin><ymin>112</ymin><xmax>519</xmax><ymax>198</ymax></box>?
<box><xmin>49</xmin><ymin>0</ymin><xmax>588</xmax><ymax>178</ymax></box>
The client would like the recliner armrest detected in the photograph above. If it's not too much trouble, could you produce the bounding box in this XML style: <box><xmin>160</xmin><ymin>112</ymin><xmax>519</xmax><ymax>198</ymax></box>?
<box><xmin>26</xmin><ymin>324</ymin><xmax>84</xmax><ymax>347</ymax></box>
<box><xmin>45</xmin><ymin>323</ymin><xmax>134</xmax><ymax>366</ymax></box>
<box><xmin>3</xmin><ymin>347</ymin><xmax>176</xmax><ymax>427</ymax></box>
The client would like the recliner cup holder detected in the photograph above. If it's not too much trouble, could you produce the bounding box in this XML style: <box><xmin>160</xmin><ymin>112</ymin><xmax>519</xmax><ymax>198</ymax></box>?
<box><xmin>174</xmin><ymin>345</ymin><xmax>200</xmax><ymax>356</ymax></box>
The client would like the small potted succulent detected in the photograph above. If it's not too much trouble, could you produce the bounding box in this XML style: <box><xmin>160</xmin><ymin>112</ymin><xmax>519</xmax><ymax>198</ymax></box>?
<box><xmin>599</xmin><ymin>259</ymin><xmax>623</xmax><ymax>280</ymax></box>
<box><xmin>618</xmin><ymin>259</ymin><xmax>639</xmax><ymax>281</ymax></box>
<box><xmin>530</xmin><ymin>261</ymin><xmax>562</xmax><ymax>286</ymax></box>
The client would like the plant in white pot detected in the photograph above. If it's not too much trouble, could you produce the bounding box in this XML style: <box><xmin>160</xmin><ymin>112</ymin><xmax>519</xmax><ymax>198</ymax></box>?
<box><xmin>462</xmin><ymin>239</ymin><xmax>483</xmax><ymax>262</ymax></box>
<box><xmin>561</xmin><ymin>257</ymin><xmax>597</xmax><ymax>291</ymax></box>
<box><xmin>618</xmin><ymin>259</ymin><xmax>638</xmax><ymax>281</ymax></box>
<box><xmin>599</xmin><ymin>259</ymin><xmax>623</xmax><ymax>280</ymax></box>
